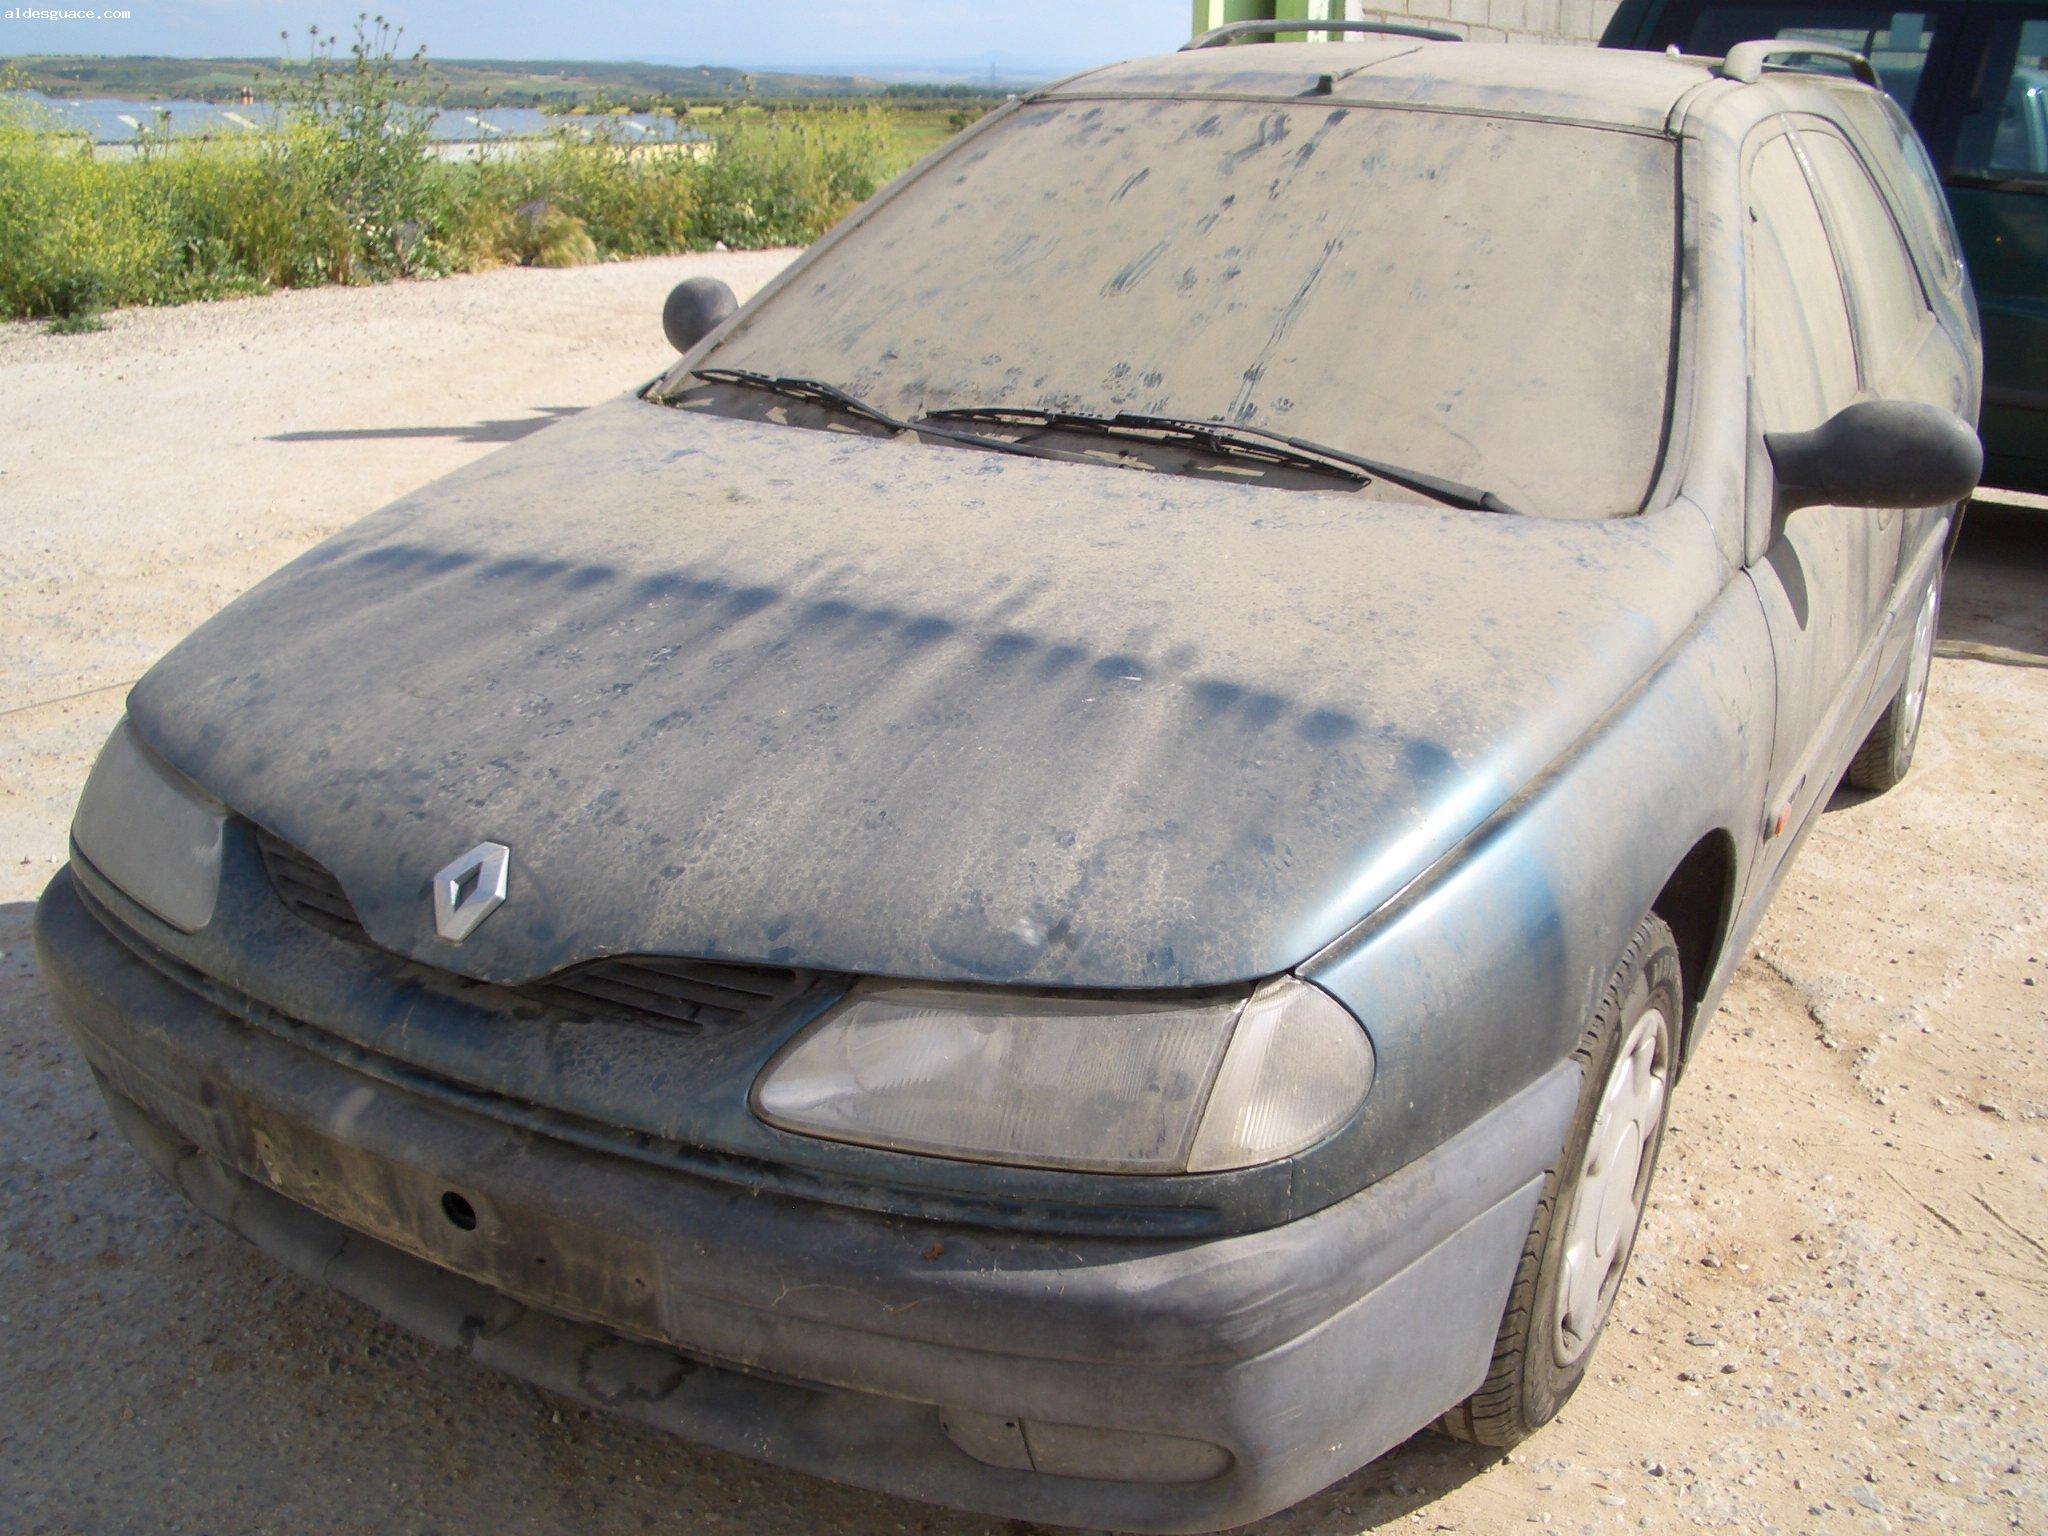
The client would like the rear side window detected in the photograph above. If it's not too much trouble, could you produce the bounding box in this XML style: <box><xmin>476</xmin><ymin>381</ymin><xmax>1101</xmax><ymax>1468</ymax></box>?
<box><xmin>1747</xmin><ymin>134</ymin><xmax>1860</xmax><ymax>430</ymax></box>
<box><xmin>1799</xmin><ymin>130</ymin><xmax>1931</xmax><ymax>382</ymax></box>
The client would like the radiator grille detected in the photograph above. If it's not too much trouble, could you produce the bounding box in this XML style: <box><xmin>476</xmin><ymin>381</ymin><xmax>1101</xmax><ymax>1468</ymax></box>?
<box><xmin>254</xmin><ymin>825</ymin><xmax>818</xmax><ymax>1031</ymax></box>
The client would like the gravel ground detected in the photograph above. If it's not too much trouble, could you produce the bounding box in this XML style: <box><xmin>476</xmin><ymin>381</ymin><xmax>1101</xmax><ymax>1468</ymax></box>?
<box><xmin>2</xmin><ymin>255</ymin><xmax>2044</xmax><ymax>1536</ymax></box>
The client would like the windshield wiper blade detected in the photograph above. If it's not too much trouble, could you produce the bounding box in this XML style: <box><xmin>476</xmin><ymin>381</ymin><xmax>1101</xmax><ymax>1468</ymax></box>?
<box><xmin>918</xmin><ymin>404</ymin><xmax>1372</xmax><ymax>487</ymax></box>
<box><xmin>922</xmin><ymin>404</ymin><xmax>1523</xmax><ymax>515</ymax></box>
<box><xmin>688</xmin><ymin>368</ymin><xmax>1096</xmax><ymax>468</ymax></box>
<box><xmin>1125</xmin><ymin>413</ymin><xmax>1524</xmax><ymax>516</ymax></box>
<box><xmin>690</xmin><ymin>367</ymin><xmax>906</xmax><ymax>432</ymax></box>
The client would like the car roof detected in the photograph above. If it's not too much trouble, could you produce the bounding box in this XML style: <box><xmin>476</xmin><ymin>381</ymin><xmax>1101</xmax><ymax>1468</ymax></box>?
<box><xmin>1043</xmin><ymin>39</ymin><xmax>1719</xmax><ymax>134</ymax></box>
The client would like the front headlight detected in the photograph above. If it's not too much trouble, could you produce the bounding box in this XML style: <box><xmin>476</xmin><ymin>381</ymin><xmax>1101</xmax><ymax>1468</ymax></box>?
<box><xmin>753</xmin><ymin>975</ymin><xmax>1373</xmax><ymax>1174</ymax></box>
<box><xmin>72</xmin><ymin>718</ymin><xmax>225</xmax><ymax>933</ymax></box>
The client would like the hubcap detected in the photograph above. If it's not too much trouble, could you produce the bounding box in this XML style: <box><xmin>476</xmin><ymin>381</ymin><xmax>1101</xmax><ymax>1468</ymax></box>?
<box><xmin>1897</xmin><ymin>580</ymin><xmax>1938</xmax><ymax>763</ymax></box>
<box><xmin>1554</xmin><ymin>1006</ymin><xmax>1670</xmax><ymax>1366</ymax></box>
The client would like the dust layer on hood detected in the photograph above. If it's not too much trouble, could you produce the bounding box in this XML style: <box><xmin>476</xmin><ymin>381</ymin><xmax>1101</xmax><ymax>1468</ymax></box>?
<box><xmin>129</xmin><ymin>397</ymin><xmax>1721</xmax><ymax>988</ymax></box>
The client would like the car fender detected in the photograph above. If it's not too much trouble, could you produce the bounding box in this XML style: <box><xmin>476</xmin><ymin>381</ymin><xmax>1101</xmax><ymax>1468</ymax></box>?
<box><xmin>1296</xmin><ymin>550</ymin><xmax>1774</xmax><ymax>1203</ymax></box>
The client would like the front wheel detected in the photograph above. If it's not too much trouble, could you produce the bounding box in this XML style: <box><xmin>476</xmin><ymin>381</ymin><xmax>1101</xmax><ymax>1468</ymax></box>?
<box><xmin>1847</xmin><ymin>570</ymin><xmax>1941</xmax><ymax>794</ymax></box>
<box><xmin>1442</xmin><ymin>914</ymin><xmax>1680</xmax><ymax>1447</ymax></box>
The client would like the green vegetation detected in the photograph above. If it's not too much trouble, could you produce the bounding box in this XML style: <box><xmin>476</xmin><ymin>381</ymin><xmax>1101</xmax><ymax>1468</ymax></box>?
<box><xmin>0</xmin><ymin>21</ymin><xmax>926</xmax><ymax>326</ymax></box>
<box><xmin>683</xmin><ymin>96</ymin><xmax>988</xmax><ymax>161</ymax></box>
<box><xmin>43</xmin><ymin>309</ymin><xmax>108</xmax><ymax>335</ymax></box>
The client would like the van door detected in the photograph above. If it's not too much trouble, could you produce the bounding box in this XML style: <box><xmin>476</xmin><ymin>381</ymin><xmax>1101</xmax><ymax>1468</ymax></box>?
<box><xmin>1945</xmin><ymin>12</ymin><xmax>2048</xmax><ymax>490</ymax></box>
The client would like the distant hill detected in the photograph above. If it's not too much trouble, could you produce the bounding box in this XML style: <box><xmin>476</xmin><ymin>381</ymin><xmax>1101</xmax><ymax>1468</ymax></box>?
<box><xmin>2</xmin><ymin>54</ymin><xmax>994</xmax><ymax>108</ymax></box>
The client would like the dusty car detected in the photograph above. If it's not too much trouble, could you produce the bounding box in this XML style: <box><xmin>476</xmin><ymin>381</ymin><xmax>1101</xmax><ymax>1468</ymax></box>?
<box><xmin>36</xmin><ymin>28</ymin><xmax>1982</xmax><ymax>1535</ymax></box>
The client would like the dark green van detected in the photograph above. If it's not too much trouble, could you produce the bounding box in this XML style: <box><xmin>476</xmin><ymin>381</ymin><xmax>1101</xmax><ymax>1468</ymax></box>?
<box><xmin>1604</xmin><ymin>1</ymin><xmax>2048</xmax><ymax>491</ymax></box>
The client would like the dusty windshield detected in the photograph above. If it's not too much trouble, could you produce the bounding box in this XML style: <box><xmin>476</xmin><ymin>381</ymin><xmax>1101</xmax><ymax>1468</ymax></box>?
<box><xmin>665</xmin><ymin>96</ymin><xmax>1679</xmax><ymax>519</ymax></box>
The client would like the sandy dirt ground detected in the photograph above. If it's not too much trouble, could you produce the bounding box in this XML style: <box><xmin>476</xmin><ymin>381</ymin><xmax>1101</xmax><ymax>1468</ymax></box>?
<box><xmin>1</xmin><ymin>255</ymin><xmax>2043</xmax><ymax>1536</ymax></box>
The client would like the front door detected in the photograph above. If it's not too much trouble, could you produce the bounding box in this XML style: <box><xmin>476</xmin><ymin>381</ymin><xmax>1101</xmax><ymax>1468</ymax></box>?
<box><xmin>1742</xmin><ymin>128</ymin><xmax>1893</xmax><ymax>878</ymax></box>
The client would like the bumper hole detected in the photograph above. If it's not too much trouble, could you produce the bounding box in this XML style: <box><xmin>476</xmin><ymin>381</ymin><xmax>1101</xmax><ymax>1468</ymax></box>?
<box><xmin>440</xmin><ymin>1191</ymin><xmax>478</xmax><ymax>1231</ymax></box>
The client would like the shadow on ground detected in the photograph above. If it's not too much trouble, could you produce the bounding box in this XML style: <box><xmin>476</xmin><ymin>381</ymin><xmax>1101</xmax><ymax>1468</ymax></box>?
<box><xmin>1828</xmin><ymin>499</ymin><xmax>2041</xmax><ymax>815</ymax></box>
<box><xmin>1942</xmin><ymin>498</ymin><xmax>2048</xmax><ymax>664</ymax></box>
<box><xmin>271</xmin><ymin>406</ymin><xmax>583</xmax><ymax>446</ymax></box>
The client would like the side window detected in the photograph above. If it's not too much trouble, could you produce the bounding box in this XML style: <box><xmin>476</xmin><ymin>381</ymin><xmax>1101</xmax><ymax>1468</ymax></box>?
<box><xmin>1836</xmin><ymin>90</ymin><xmax>1963</xmax><ymax>283</ymax></box>
<box><xmin>1747</xmin><ymin>134</ymin><xmax>1859</xmax><ymax>431</ymax></box>
<box><xmin>1798</xmin><ymin>130</ymin><xmax>1931</xmax><ymax>383</ymax></box>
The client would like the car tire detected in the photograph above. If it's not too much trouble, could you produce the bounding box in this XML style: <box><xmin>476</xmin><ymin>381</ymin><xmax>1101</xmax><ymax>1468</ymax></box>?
<box><xmin>1846</xmin><ymin>571</ymin><xmax>1941</xmax><ymax>794</ymax></box>
<box><xmin>1441</xmin><ymin>913</ymin><xmax>1681</xmax><ymax>1448</ymax></box>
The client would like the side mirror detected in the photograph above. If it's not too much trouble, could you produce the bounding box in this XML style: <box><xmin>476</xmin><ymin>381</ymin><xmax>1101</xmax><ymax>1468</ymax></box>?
<box><xmin>1765</xmin><ymin>399</ymin><xmax>1982</xmax><ymax>515</ymax></box>
<box><xmin>663</xmin><ymin>276</ymin><xmax>738</xmax><ymax>355</ymax></box>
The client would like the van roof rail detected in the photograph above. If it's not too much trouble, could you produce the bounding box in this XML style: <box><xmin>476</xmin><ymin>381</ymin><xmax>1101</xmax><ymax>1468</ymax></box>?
<box><xmin>1717</xmin><ymin>39</ymin><xmax>1880</xmax><ymax>87</ymax></box>
<box><xmin>1182</xmin><ymin>19</ymin><xmax>1462</xmax><ymax>50</ymax></box>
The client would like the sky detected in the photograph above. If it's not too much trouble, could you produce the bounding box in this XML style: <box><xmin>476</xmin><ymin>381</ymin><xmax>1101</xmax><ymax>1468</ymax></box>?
<box><xmin>0</xmin><ymin>1</ymin><xmax>1193</xmax><ymax>76</ymax></box>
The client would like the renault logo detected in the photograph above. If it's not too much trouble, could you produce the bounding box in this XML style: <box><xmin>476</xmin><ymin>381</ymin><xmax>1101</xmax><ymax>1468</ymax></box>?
<box><xmin>432</xmin><ymin>842</ymin><xmax>510</xmax><ymax>943</ymax></box>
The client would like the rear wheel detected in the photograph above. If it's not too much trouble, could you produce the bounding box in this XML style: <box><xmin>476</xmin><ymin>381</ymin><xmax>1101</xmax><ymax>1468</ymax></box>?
<box><xmin>1847</xmin><ymin>571</ymin><xmax>1941</xmax><ymax>793</ymax></box>
<box><xmin>1442</xmin><ymin>914</ymin><xmax>1680</xmax><ymax>1447</ymax></box>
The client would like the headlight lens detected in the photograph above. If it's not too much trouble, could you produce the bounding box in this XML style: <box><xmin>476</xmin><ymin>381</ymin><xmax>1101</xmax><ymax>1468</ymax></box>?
<box><xmin>72</xmin><ymin>718</ymin><xmax>225</xmax><ymax>933</ymax></box>
<box><xmin>753</xmin><ymin>975</ymin><xmax>1372</xmax><ymax>1174</ymax></box>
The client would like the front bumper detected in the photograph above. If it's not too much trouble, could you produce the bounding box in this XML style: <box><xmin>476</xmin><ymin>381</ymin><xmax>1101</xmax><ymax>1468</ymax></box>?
<box><xmin>36</xmin><ymin>868</ymin><xmax>1573</xmax><ymax>1532</ymax></box>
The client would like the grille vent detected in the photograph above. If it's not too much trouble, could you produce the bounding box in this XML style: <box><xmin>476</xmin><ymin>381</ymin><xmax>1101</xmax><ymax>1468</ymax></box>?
<box><xmin>253</xmin><ymin>825</ymin><xmax>819</xmax><ymax>1031</ymax></box>
<box><xmin>255</xmin><ymin>826</ymin><xmax>369</xmax><ymax>942</ymax></box>
<box><xmin>519</xmin><ymin>956</ymin><xmax>814</xmax><ymax>1030</ymax></box>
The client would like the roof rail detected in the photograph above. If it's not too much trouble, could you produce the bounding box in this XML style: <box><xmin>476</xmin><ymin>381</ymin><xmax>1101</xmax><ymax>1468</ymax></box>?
<box><xmin>1182</xmin><ymin>19</ymin><xmax>1462</xmax><ymax>50</ymax></box>
<box><xmin>1717</xmin><ymin>39</ymin><xmax>1880</xmax><ymax>86</ymax></box>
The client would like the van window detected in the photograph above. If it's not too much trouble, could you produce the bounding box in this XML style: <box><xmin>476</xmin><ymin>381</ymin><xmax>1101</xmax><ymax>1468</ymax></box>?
<box><xmin>1748</xmin><ymin>134</ymin><xmax>1860</xmax><ymax>429</ymax></box>
<box><xmin>1799</xmin><ymin>131</ymin><xmax>1932</xmax><ymax>380</ymax></box>
<box><xmin>1953</xmin><ymin>17</ymin><xmax>2048</xmax><ymax>180</ymax></box>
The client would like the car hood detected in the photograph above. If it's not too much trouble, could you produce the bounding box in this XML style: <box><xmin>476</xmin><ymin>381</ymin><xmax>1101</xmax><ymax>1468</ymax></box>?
<box><xmin>129</xmin><ymin>396</ymin><xmax>1724</xmax><ymax>989</ymax></box>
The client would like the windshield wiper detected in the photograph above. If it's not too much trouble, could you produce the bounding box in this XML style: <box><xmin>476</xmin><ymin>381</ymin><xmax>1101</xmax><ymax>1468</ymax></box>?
<box><xmin>690</xmin><ymin>376</ymin><xmax>1524</xmax><ymax>511</ymax></box>
<box><xmin>919</xmin><ymin>404</ymin><xmax>1523</xmax><ymax>515</ymax></box>
<box><xmin>921</xmin><ymin>404</ymin><xmax>1370</xmax><ymax>486</ymax></box>
<box><xmin>691</xmin><ymin>367</ymin><xmax>904</xmax><ymax>432</ymax></box>
<box><xmin>688</xmin><ymin>368</ymin><xmax>1097</xmax><ymax>468</ymax></box>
